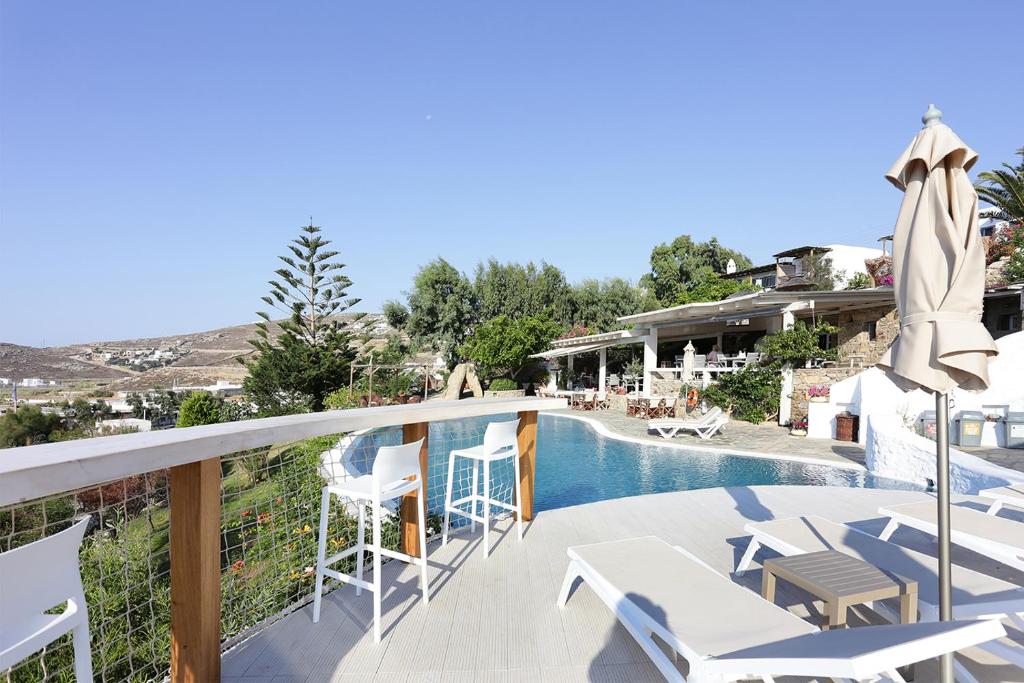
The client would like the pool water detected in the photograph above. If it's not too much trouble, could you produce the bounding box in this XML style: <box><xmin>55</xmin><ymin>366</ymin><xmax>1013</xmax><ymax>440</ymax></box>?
<box><xmin>532</xmin><ymin>414</ymin><xmax>919</xmax><ymax>511</ymax></box>
<box><xmin>343</xmin><ymin>413</ymin><xmax>919</xmax><ymax>516</ymax></box>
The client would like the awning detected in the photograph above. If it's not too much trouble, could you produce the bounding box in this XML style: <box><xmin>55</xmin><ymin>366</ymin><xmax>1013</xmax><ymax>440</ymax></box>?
<box><xmin>530</xmin><ymin>339</ymin><xmax>631</xmax><ymax>360</ymax></box>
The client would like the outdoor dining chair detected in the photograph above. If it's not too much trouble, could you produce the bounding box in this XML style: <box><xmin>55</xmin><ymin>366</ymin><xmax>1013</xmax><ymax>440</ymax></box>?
<box><xmin>0</xmin><ymin>517</ymin><xmax>93</xmax><ymax>681</ymax></box>
<box><xmin>313</xmin><ymin>438</ymin><xmax>430</xmax><ymax>643</ymax></box>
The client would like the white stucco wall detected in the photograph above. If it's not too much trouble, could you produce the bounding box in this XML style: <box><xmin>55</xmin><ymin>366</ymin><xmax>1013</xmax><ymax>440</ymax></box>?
<box><xmin>807</xmin><ymin>331</ymin><xmax>1024</xmax><ymax>445</ymax></box>
<box><xmin>823</xmin><ymin>244</ymin><xmax>884</xmax><ymax>289</ymax></box>
<box><xmin>865</xmin><ymin>414</ymin><xmax>1024</xmax><ymax>493</ymax></box>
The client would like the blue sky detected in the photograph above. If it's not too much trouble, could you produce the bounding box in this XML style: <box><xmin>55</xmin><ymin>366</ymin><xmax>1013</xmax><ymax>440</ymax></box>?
<box><xmin>2</xmin><ymin>2</ymin><xmax>1021</xmax><ymax>346</ymax></box>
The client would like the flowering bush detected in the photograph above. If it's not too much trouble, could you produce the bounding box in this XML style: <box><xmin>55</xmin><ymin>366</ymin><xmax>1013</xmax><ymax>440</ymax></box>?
<box><xmin>557</xmin><ymin>324</ymin><xmax>591</xmax><ymax>340</ymax></box>
<box><xmin>791</xmin><ymin>418</ymin><xmax>808</xmax><ymax>430</ymax></box>
<box><xmin>807</xmin><ymin>385</ymin><xmax>830</xmax><ymax>399</ymax></box>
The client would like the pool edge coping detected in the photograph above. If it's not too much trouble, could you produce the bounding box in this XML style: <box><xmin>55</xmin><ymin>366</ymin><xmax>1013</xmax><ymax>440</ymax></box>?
<box><xmin>543</xmin><ymin>410</ymin><xmax>868</xmax><ymax>473</ymax></box>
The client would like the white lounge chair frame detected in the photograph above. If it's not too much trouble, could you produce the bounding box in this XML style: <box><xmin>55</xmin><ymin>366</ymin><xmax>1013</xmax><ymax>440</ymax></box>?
<box><xmin>878</xmin><ymin>501</ymin><xmax>1024</xmax><ymax>572</ymax></box>
<box><xmin>736</xmin><ymin>515</ymin><xmax>1024</xmax><ymax>680</ymax></box>
<box><xmin>558</xmin><ymin>536</ymin><xmax>1003</xmax><ymax>683</ymax></box>
<box><xmin>979</xmin><ymin>484</ymin><xmax>1024</xmax><ymax>516</ymax></box>
<box><xmin>649</xmin><ymin>408</ymin><xmax>726</xmax><ymax>440</ymax></box>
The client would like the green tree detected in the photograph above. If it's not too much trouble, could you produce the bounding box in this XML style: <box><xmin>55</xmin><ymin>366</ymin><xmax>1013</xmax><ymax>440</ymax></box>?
<box><xmin>406</xmin><ymin>258</ymin><xmax>478</xmax><ymax>368</ymax></box>
<box><xmin>674</xmin><ymin>273</ymin><xmax>753</xmax><ymax>305</ymax></box>
<box><xmin>474</xmin><ymin>259</ymin><xmax>574</xmax><ymax>323</ymax></box>
<box><xmin>801</xmin><ymin>251</ymin><xmax>841</xmax><ymax>290</ymax></box>
<box><xmin>976</xmin><ymin>147</ymin><xmax>1024</xmax><ymax>224</ymax></box>
<box><xmin>758</xmin><ymin>320</ymin><xmax>838</xmax><ymax>366</ymax></box>
<box><xmin>529</xmin><ymin>262</ymin><xmax>574</xmax><ymax>323</ymax></box>
<box><xmin>1001</xmin><ymin>227</ymin><xmax>1024</xmax><ymax>283</ymax></box>
<box><xmin>0</xmin><ymin>405</ymin><xmax>63</xmax><ymax>447</ymax></box>
<box><xmin>243</xmin><ymin>223</ymin><xmax>362</xmax><ymax>414</ymax></box>
<box><xmin>127</xmin><ymin>390</ymin><xmax>181</xmax><ymax>425</ymax></box>
<box><xmin>702</xmin><ymin>366</ymin><xmax>782</xmax><ymax>423</ymax></box>
<box><xmin>569</xmin><ymin>278</ymin><xmax>656</xmax><ymax>332</ymax></box>
<box><xmin>176</xmin><ymin>391</ymin><xmax>223</xmax><ymax>427</ymax></box>
<box><xmin>382</xmin><ymin>300</ymin><xmax>410</xmax><ymax>329</ymax></box>
<box><xmin>640</xmin><ymin>235</ymin><xmax>752</xmax><ymax>305</ymax></box>
<box><xmin>460</xmin><ymin>314</ymin><xmax>563</xmax><ymax>380</ymax></box>
<box><xmin>844</xmin><ymin>272</ymin><xmax>873</xmax><ymax>290</ymax></box>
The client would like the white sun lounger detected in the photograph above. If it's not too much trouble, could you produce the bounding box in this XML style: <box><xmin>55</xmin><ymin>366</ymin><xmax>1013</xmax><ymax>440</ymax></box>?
<box><xmin>559</xmin><ymin>536</ymin><xmax>1003</xmax><ymax>683</ymax></box>
<box><xmin>978</xmin><ymin>484</ymin><xmax>1024</xmax><ymax>516</ymax></box>
<box><xmin>879</xmin><ymin>501</ymin><xmax>1024</xmax><ymax>572</ymax></box>
<box><xmin>737</xmin><ymin>515</ymin><xmax>1024</xmax><ymax>677</ymax></box>
<box><xmin>649</xmin><ymin>408</ymin><xmax>726</xmax><ymax>440</ymax></box>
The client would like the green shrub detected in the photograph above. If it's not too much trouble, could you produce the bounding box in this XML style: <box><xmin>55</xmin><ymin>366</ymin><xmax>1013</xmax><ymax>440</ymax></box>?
<box><xmin>176</xmin><ymin>391</ymin><xmax>222</xmax><ymax>427</ymax></box>
<box><xmin>488</xmin><ymin>378</ymin><xmax>518</xmax><ymax>391</ymax></box>
<box><xmin>758</xmin><ymin>321</ymin><xmax>838</xmax><ymax>367</ymax></box>
<box><xmin>702</xmin><ymin>366</ymin><xmax>781</xmax><ymax>423</ymax></box>
<box><xmin>324</xmin><ymin>386</ymin><xmax>362</xmax><ymax>409</ymax></box>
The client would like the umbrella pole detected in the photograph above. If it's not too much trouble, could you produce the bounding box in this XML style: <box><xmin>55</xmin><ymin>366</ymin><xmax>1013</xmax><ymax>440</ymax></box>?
<box><xmin>935</xmin><ymin>390</ymin><xmax>954</xmax><ymax>683</ymax></box>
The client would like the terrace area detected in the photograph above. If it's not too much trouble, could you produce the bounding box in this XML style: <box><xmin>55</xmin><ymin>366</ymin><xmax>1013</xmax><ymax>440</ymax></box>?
<box><xmin>3</xmin><ymin>397</ymin><xmax>1024</xmax><ymax>683</ymax></box>
<box><xmin>221</xmin><ymin>485</ymin><xmax>1023</xmax><ymax>683</ymax></box>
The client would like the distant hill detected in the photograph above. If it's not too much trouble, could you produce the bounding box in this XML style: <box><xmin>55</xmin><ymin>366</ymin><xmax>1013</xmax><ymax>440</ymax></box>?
<box><xmin>0</xmin><ymin>343</ymin><xmax>134</xmax><ymax>381</ymax></box>
<box><xmin>0</xmin><ymin>314</ymin><xmax>392</xmax><ymax>390</ymax></box>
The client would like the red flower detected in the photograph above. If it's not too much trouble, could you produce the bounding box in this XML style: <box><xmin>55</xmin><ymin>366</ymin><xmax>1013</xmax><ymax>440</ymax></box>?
<box><xmin>241</xmin><ymin>510</ymin><xmax>252</xmax><ymax>518</ymax></box>
<box><xmin>231</xmin><ymin>560</ymin><xmax>246</xmax><ymax>573</ymax></box>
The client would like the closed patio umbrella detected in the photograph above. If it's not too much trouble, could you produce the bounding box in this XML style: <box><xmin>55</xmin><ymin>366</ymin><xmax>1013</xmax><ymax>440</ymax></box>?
<box><xmin>879</xmin><ymin>104</ymin><xmax>998</xmax><ymax>682</ymax></box>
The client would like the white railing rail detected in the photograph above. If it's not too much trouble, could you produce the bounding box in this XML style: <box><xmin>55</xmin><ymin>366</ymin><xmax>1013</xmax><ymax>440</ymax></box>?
<box><xmin>0</xmin><ymin>397</ymin><xmax>565</xmax><ymax>507</ymax></box>
<box><xmin>0</xmin><ymin>396</ymin><xmax>565</xmax><ymax>682</ymax></box>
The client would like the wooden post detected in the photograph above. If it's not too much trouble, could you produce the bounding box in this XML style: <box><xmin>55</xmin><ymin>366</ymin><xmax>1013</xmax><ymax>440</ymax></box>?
<box><xmin>401</xmin><ymin>422</ymin><xmax>430</xmax><ymax>556</ymax></box>
<box><xmin>169</xmin><ymin>458</ymin><xmax>221</xmax><ymax>683</ymax></box>
<box><xmin>517</xmin><ymin>411</ymin><xmax>538</xmax><ymax>521</ymax></box>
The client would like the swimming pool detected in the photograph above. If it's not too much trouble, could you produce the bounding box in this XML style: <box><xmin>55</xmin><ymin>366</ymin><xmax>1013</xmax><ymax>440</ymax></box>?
<box><xmin>339</xmin><ymin>413</ymin><xmax>919</xmax><ymax>515</ymax></box>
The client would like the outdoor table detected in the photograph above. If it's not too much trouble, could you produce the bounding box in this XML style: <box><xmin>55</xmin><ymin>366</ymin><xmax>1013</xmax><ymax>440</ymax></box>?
<box><xmin>762</xmin><ymin>550</ymin><xmax>918</xmax><ymax>631</ymax></box>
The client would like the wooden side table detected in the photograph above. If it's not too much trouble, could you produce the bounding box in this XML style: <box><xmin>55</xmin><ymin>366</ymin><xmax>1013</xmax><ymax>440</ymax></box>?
<box><xmin>762</xmin><ymin>549</ymin><xmax>918</xmax><ymax>631</ymax></box>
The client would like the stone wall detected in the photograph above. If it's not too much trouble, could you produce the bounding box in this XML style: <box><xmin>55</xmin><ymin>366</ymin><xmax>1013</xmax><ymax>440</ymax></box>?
<box><xmin>836</xmin><ymin>304</ymin><xmax>899</xmax><ymax>367</ymax></box>
<box><xmin>791</xmin><ymin>366</ymin><xmax>860</xmax><ymax>422</ymax></box>
<box><xmin>650</xmin><ymin>378</ymin><xmax>683</xmax><ymax>397</ymax></box>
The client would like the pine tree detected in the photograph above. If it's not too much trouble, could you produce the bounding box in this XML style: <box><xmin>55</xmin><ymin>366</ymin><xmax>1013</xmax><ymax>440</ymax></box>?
<box><xmin>243</xmin><ymin>222</ymin><xmax>362</xmax><ymax>414</ymax></box>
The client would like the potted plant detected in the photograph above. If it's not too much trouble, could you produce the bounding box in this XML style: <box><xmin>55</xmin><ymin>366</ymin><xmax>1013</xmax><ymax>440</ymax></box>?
<box><xmin>790</xmin><ymin>417</ymin><xmax>808</xmax><ymax>436</ymax></box>
<box><xmin>807</xmin><ymin>385</ymin><xmax>830</xmax><ymax>403</ymax></box>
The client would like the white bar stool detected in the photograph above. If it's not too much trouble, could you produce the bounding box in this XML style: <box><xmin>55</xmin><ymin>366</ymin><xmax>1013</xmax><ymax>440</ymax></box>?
<box><xmin>312</xmin><ymin>438</ymin><xmax>429</xmax><ymax>643</ymax></box>
<box><xmin>0</xmin><ymin>517</ymin><xmax>93</xmax><ymax>681</ymax></box>
<box><xmin>442</xmin><ymin>418</ymin><xmax>523</xmax><ymax>558</ymax></box>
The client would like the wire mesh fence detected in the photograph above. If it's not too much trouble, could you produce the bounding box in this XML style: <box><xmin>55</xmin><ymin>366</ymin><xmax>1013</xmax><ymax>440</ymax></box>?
<box><xmin>1</xmin><ymin>412</ymin><xmax>525</xmax><ymax>682</ymax></box>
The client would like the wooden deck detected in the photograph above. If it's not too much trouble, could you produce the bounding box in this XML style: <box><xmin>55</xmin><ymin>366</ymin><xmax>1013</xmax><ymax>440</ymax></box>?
<box><xmin>222</xmin><ymin>486</ymin><xmax>1024</xmax><ymax>682</ymax></box>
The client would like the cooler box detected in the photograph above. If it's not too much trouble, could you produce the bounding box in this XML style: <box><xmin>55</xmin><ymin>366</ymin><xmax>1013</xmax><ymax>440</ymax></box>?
<box><xmin>953</xmin><ymin>411</ymin><xmax>985</xmax><ymax>447</ymax></box>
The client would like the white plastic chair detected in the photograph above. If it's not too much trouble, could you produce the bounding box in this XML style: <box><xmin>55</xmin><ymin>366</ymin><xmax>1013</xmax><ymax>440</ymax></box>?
<box><xmin>442</xmin><ymin>418</ymin><xmax>522</xmax><ymax>558</ymax></box>
<box><xmin>312</xmin><ymin>438</ymin><xmax>429</xmax><ymax>643</ymax></box>
<box><xmin>0</xmin><ymin>517</ymin><xmax>92</xmax><ymax>681</ymax></box>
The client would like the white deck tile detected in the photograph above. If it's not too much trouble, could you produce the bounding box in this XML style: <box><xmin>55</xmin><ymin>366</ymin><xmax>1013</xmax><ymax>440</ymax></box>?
<box><xmin>225</xmin><ymin>485</ymin><xmax>1019</xmax><ymax>682</ymax></box>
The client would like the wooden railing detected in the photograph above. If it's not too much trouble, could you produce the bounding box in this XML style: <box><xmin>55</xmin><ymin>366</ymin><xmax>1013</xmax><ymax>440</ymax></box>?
<box><xmin>0</xmin><ymin>396</ymin><xmax>565</xmax><ymax>682</ymax></box>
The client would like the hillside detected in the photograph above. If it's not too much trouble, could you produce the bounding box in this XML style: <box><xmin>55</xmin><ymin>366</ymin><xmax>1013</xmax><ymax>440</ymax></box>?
<box><xmin>0</xmin><ymin>314</ymin><xmax>391</xmax><ymax>390</ymax></box>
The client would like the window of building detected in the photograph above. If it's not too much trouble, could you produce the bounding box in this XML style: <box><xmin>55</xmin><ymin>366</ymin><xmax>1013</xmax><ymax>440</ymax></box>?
<box><xmin>997</xmin><ymin>313</ymin><xmax>1021</xmax><ymax>332</ymax></box>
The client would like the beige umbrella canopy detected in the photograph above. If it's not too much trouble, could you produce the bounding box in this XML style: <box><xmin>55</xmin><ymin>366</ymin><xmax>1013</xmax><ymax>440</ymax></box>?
<box><xmin>878</xmin><ymin>105</ymin><xmax>998</xmax><ymax>683</ymax></box>
<box><xmin>879</xmin><ymin>105</ymin><xmax>998</xmax><ymax>392</ymax></box>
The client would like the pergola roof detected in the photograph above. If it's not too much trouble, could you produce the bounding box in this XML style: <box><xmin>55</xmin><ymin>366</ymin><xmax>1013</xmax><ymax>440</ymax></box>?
<box><xmin>530</xmin><ymin>339</ymin><xmax>635</xmax><ymax>359</ymax></box>
<box><xmin>616</xmin><ymin>288</ymin><xmax>896</xmax><ymax>327</ymax></box>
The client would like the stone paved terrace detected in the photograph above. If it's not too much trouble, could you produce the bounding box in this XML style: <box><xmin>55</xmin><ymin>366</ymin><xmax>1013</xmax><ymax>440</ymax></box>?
<box><xmin>553</xmin><ymin>408</ymin><xmax>1024</xmax><ymax>475</ymax></box>
<box><xmin>221</xmin><ymin>486</ymin><xmax>1024</xmax><ymax>682</ymax></box>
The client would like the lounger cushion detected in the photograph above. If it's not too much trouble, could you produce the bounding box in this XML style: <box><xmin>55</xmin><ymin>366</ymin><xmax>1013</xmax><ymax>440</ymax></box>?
<box><xmin>708</xmin><ymin>620</ymin><xmax>1004</xmax><ymax>679</ymax></box>
<box><xmin>883</xmin><ymin>501</ymin><xmax>1024</xmax><ymax>555</ymax></box>
<box><xmin>568</xmin><ymin>537</ymin><xmax>814</xmax><ymax>657</ymax></box>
